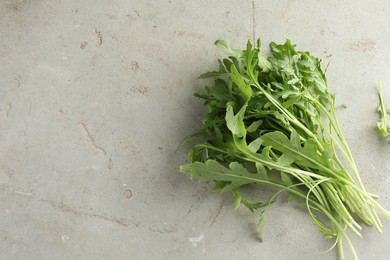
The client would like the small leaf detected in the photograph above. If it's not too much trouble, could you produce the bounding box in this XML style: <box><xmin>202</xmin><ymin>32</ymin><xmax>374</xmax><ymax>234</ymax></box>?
<box><xmin>199</xmin><ymin>59</ymin><xmax>229</xmax><ymax>79</ymax></box>
<box><xmin>255</xmin><ymin>162</ymin><xmax>267</xmax><ymax>178</ymax></box>
<box><xmin>232</xmin><ymin>189</ymin><xmax>242</xmax><ymax>210</ymax></box>
<box><xmin>290</xmin><ymin>130</ymin><xmax>301</xmax><ymax>149</ymax></box>
<box><xmin>211</xmin><ymin>181</ymin><xmax>227</xmax><ymax>192</ymax></box>
<box><xmin>247</xmin><ymin>120</ymin><xmax>263</xmax><ymax>133</ymax></box>
<box><xmin>277</xmin><ymin>153</ymin><xmax>295</xmax><ymax>166</ymax></box>
<box><xmin>215</xmin><ymin>39</ymin><xmax>243</xmax><ymax>59</ymax></box>
<box><xmin>282</xmin><ymin>95</ymin><xmax>301</xmax><ymax>108</ymax></box>
<box><xmin>281</xmin><ymin>172</ymin><xmax>293</xmax><ymax>185</ymax></box>
<box><xmin>287</xmin><ymin>78</ymin><xmax>300</xmax><ymax>85</ymax></box>
<box><xmin>261</xmin><ymin>146</ymin><xmax>274</xmax><ymax>167</ymax></box>
<box><xmin>261</xmin><ymin>131</ymin><xmax>293</xmax><ymax>152</ymax></box>
<box><xmin>232</xmin><ymin>190</ymin><xmax>270</xmax><ymax>213</ymax></box>
<box><xmin>307</xmin><ymin>205</ymin><xmax>334</xmax><ymax>237</ymax></box>
<box><xmin>241</xmin><ymin>197</ymin><xmax>269</xmax><ymax>212</ymax></box>
<box><xmin>248</xmin><ymin>137</ymin><xmax>263</xmax><ymax>152</ymax></box>
<box><xmin>231</xmin><ymin>65</ymin><xmax>251</xmax><ymax>101</ymax></box>
<box><xmin>297</xmin><ymin>52</ymin><xmax>328</xmax><ymax>94</ymax></box>
<box><xmin>225</xmin><ymin>105</ymin><xmax>247</xmax><ymax>138</ymax></box>
<box><xmin>200</xmin><ymin>71</ymin><xmax>230</xmax><ymax>79</ymax></box>
<box><xmin>258</xmin><ymin>52</ymin><xmax>272</xmax><ymax>72</ymax></box>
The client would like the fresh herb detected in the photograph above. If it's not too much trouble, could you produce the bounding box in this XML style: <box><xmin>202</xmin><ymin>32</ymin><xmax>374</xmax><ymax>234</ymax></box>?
<box><xmin>377</xmin><ymin>81</ymin><xmax>390</xmax><ymax>139</ymax></box>
<box><xmin>180</xmin><ymin>38</ymin><xmax>390</xmax><ymax>259</ymax></box>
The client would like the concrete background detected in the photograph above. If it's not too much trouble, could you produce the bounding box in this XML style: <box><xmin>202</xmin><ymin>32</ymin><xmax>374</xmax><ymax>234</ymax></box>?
<box><xmin>0</xmin><ymin>0</ymin><xmax>389</xmax><ymax>259</ymax></box>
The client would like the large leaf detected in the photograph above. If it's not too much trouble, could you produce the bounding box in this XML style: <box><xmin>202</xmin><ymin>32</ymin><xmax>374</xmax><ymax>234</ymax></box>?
<box><xmin>180</xmin><ymin>160</ymin><xmax>275</xmax><ymax>192</ymax></box>
<box><xmin>260</xmin><ymin>131</ymin><xmax>329</xmax><ymax>172</ymax></box>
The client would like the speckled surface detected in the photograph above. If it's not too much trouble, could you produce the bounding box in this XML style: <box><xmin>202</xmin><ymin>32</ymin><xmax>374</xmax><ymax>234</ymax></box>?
<box><xmin>0</xmin><ymin>1</ymin><xmax>389</xmax><ymax>259</ymax></box>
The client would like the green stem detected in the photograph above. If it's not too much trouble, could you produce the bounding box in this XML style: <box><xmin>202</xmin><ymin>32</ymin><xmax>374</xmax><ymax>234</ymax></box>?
<box><xmin>378</xmin><ymin>80</ymin><xmax>389</xmax><ymax>126</ymax></box>
<box><xmin>329</xmin><ymin>97</ymin><xmax>365</xmax><ymax>191</ymax></box>
<box><xmin>337</xmin><ymin>234</ymin><xmax>344</xmax><ymax>260</ymax></box>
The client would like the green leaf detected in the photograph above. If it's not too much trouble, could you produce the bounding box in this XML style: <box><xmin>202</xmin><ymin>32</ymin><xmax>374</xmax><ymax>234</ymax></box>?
<box><xmin>180</xmin><ymin>160</ymin><xmax>274</xmax><ymax>193</ymax></box>
<box><xmin>258</xmin><ymin>51</ymin><xmax>272</xmax><ymax>72</ymax></box>
<box><xmin>233</xmin><ymin>189</ymin><xmax>271</xmax><ymax>212</ymax></box>
<box><xmin>277</xmin><ymin>153</ymin><xmax>295</xmax><ymax>166</ymax></box>
<box><xmin>232</xmin><ymin>189</ymin><xmax>242</xmax><ymax>210</ymax></box>
<box><xmin>225</xmin><ymin>104</ymin><xmax>247</xmax><ymax>138</ymax></box>
<box><xmin>200</xmin><ymin>60</ymin><xmax>229</xmax><ymax>79</ymax></box>
<box><xmin>215</xmin><ymin>39</ymin><xmax>243</xmax><ymax>60</ymax></box>
<box><xmin>261</xmin><ymin>131</ymin><xmax>326</xmax><ymax>171</ymax></box>
<box><xmin>269</xmin><ymin>39</ymin><xmax>298</xmax><ymax>79</ymax></box>
<box><xmin>290</xmin><ymin>130</ymin><xmax>301</xmax><ymax>148</ymax></box>
<box><xmin>270</xmin><ymin>38</ymin><xmax>297</xmax><ymax>60</ymax></box>
<box><xmin>231</xmin><ymin>64</ymin><xmax>251</xmax><ymax>101</ymax></box>
<box><xmin>247</xmin><ymin>120</ymin><xmax>263</xmax><ymax>133</ymax></box>
<box><xmin>282</xmin><ymin>95</ymin><xmax>301</xmax><ymax>108</ymax></box>
<box><xmin>261</xmin><ymin>146</ymin><xmax>274</xmax><ymax>167</ymax></box>
<box><xmin>281</xmin><ymin>172</ymin><xmax>293</xmax><ymax>185</ymax></box>
<box><xmin>261</xmin><ymin>131</ymin><xmax>297</xmax><ymax>152</ymax></box>
<box><xmin>248</xmin><ymin>137</ymin><xmax>263</xmax><ymax>152</ymax></box>
<box><xmin>287</xmin><ymin>78</ymin><xmax>300</xmax><ymax>85</ymax></box>
<box><xmin>200</xmin><ymin>71</ymin><xmax>230</xmax><ymax>79</ymax></box>
<box><xmin>307</xmin><ymin>205</ymin><xmax>334</xmax><ymax>237</ymax></box>
<box><xmin>211</xmin><ymin>181</ymin><xmax>228</xmax><ymax>192</ymax></box>
<box><xmin>297</xmin><ymin>52</ymin><xmax>327</xmax><ymax>94</ymax></box>
<box><xmin>241</xmin><ymin>198</ymin><xmax>269</xmax><ymax>212</ymax></box>
<box><xmin>255</xmin><ymin>162</ymin><xmax>267</xmax><ymax>178</ymax></box>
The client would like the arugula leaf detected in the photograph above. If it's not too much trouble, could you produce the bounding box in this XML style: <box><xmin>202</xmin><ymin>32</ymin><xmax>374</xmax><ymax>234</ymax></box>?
<box><xmin>257</xmin><ymin>40</ymin><xmax>272</xmax><ymax>72</ymax></box>
<box><xmin>215</xmin><ymin>39</ymin><xmax>243</xmax><ymax>60</ymax></box>
<box><xmin>180</xmin><ymin>159</ymin><xmax>278</xmax><ymax>193</ymax></box>
<box><xmin>225</xmin><ymin>104</ymin><xmax>247</xmax><ymax>138</ymax></box>
<box><xmin>230</xmin><ymin>65</ymin><xmax>252</xmax><ymax>102</ymax></box>
<box><xmin>199</xmin><ymin>60</ymin><xmax>230</xmax><ymax>79</ymax></box>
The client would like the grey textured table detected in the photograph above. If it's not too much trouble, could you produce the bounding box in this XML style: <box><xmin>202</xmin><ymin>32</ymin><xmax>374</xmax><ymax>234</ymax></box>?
<box><xmin>0</xmin><ymin>1</ymin><xmax>389</xmax><ymax>259</ymax></box>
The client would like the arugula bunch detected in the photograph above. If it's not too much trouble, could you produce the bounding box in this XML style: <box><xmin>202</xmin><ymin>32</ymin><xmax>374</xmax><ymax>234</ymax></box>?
<box><xmin>180</xmin><ymin>38</ymin><xmax>390</xmax><ymax>259</ymax></box>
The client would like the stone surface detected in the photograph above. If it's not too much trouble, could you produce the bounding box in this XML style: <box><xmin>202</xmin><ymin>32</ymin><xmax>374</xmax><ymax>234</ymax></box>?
<box><xmin>0</xmin><ymin>1</ymin><xmax>389</xmax><ymax>259</ymax></box>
